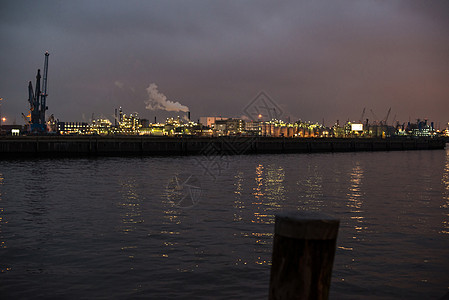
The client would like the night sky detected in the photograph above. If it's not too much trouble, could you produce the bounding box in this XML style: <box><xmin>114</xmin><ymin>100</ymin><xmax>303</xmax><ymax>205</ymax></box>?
<box><xmin>1</xmin><ymin>1</ymin><xmax>448</xmax><ymax>127</ymax></box>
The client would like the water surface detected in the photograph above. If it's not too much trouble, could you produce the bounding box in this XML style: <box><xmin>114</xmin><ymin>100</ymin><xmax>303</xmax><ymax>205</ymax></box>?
<box><xmin>0</xmin><ymin>148</ymin><xmax>448</xmax><ymax>299</ymax></box>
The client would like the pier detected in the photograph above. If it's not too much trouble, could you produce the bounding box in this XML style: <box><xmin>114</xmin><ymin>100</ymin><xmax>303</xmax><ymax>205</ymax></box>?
<box><xmin>269</xmin><ymin>212</ymin><xmax>339</xmax><ymax>300</ymax></box>
<box><xmin>0</xmin><ymin>136</ymin><xmax>445</xmax><ymax>157</ymax></box>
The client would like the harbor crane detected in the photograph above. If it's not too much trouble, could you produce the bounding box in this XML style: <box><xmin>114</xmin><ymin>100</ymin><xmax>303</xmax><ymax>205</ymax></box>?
<box><xmin>383</xmin><ymin>107</ymin><xmax>391</xmax><ymax>125</ymax></box>
<box><xmin>359</xmin><ymin>107</ymin><xmax>366</xmax><ymax>123</ymax></box>
<box><xmin>370</xmin><ymin>109</ymin><xmax>379</xmax><ymax>125</ymax></box>
<box><xmin>25</xmin><ymin>52</ymin><xmax>49</xmax><ymax>133</ymax></box>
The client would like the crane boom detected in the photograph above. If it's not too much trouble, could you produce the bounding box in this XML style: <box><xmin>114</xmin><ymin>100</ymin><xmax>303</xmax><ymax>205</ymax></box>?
<box><xmin>360</xmin><ymin>107</ymin><xmax>366</xmax><ymax>123</ymax></box>
<box><xmin>24</xmin><ymin>52</ymin><xmax>50</xmax><ymax>133</ymax></box>
<box><xmin>40</xmin><ymin>52</ymin><xmax>49</xmax><ymax>126</ymax></box>
<box><xmin>370</xmin><ymin>109</ymin><xmax>379</xmax><ymax>125</ymax></box>
<box><xmin>384</xmin><ymin>107</ymin><xmax>391</xmax><ymax>125</ymax></box>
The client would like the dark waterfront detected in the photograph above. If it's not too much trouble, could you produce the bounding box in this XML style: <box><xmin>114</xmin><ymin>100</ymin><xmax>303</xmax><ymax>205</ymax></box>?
<box><xmin>1</xmin><ymin>148</ymin><xmax>448</xmax><ymax>299</ymax></box>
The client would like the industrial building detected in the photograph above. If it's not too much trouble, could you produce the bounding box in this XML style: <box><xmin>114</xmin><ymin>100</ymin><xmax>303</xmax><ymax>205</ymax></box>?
<box><xmin>9</xmin><ymin>53</ymin><xmax>446</xmax><ymax>139</ymax></box>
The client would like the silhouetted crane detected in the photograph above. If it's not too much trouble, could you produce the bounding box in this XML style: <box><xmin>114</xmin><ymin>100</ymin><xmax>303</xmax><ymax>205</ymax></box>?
<box><xmin>370</xmin><ymin>109</ymin><xmax>379</xmax><ymax>125</ymax></box>
<box><xmin>359</xmin><ymin>107</ymin><xmax>366</xmax><ymax>123</ymax></box>
<box><xmin>383</xmin><ymin>107</ymin><xmax>391</xmax><ymax>125</ymax></box>
<box><xmin>25</xmin><ymin>52</ymin><xmax>49</xmax><ymax>133</ymax></box>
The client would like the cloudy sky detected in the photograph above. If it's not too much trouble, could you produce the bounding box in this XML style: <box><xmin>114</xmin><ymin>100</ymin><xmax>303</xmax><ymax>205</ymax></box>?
<box><xmin>1</xmin><ymin>0</ymin><xmax>448</xmax><ymax>127</ymax></box>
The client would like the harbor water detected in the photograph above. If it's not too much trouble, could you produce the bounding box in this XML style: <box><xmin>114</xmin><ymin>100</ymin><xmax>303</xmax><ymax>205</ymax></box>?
<box><xmin>1</xmin><ymin>147</ymin><xmax>448</xmax><ymax>299</ymax></box>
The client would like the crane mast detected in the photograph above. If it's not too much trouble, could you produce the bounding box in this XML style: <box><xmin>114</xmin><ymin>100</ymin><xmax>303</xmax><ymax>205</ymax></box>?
<box><xmin>40</xmin><ymin>52</ymin><xmax>49</xmax><ymax>127</ymax></box>
<box><xmin>26</xmin><ymin>52</ymin><xmax>49</xmax><ymax>133</ymax></box>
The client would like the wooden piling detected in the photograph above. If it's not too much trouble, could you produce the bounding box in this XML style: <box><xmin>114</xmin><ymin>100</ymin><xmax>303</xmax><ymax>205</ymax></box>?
<box><xmin>269</xmin><ymin>211</ymin><xmax>339</xmax><ymax>300</ymax></box>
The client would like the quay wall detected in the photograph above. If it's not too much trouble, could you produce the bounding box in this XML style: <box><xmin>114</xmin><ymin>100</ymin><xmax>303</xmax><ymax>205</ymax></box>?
<box><xmin>0</xmin><ymin>136</ymin><xmax>445</xmax><ymax>157</ymax></box>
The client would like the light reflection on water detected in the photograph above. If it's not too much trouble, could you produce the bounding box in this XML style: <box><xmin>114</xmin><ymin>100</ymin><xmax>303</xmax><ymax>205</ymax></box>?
<box><xmin>251</xmin><ymin>164</ymin><xmax>284</xmax><ymax>225</ymax></box>
<box><xmin>119</xmin><ymin>178</ymin><xmax>143</xmax><ymax>233</ymax></box>
<box><xmin>233</xmin><ymin>171</ymin><xmax>245</xmax><ymax>222</ymax></box>
<box><xmin>0</xmin><ymin>172</ymin><xmax>7</xmax><ymax>275</ymax></box>
<box><xmin>118</xmin><ymin>178</ymin><xmax>143</xmax><ymax>268</ymax></box>
<box><xmin>347</xmin><ymin>163</ymin><xmax>365</xmax><ymax>238</ymax></box>
<box><xmin>0</xmin><ymin>150</ymin><xmax>448</xmax><ymax>299</ymax></box>
<box><xmin>441</xmin><ymin>148</ymin><xmax>449</xmax><ymax>234</ymax></box>
<box><xmin>296</xmin><ymin>163</ymin><xmax>324</xmax><ymax>211</ymax></box>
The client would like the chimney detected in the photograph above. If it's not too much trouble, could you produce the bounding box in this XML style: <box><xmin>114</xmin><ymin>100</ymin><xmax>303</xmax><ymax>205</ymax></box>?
<box><xmin>187</xmin><ymin>111</ymin><xmax>191</xmax><ymax>121</ymax></box>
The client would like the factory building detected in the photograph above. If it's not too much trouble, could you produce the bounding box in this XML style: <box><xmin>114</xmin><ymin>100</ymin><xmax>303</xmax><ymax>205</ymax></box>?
<box><xmin>244</xmin><ymin>121</ymin><xmax>262</xmax><ymax>136</ymax></box>
<box><xmin>199</xmin><ymin>117</ymin><xmax>228</xmax><ymax>128</ymax></box>
<box><xmin>90</xmin><ymin>118</ymin><xmax>112</xmax><ymax>135</ymax></box>
<box><xmin>213</xmin><ymin>118</ymin><xmax>245</xmax><ymax>136</ymax></box>
<box><xmin>57</xmin><ymin>122</ymin><xmax>89</xmax><ymax>135</ymax></box>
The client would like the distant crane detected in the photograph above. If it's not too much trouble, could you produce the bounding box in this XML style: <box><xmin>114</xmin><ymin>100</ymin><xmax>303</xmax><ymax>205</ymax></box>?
<box><xmin>383</xmin><ymin>107</ymin><xmax>391</xmax><ymax>125</ymax></box>
<box><xmin>391</xmin><ymin>114</ymin><xmax>398</xmax><ymax>128</ymax></box>
<box><xmin>25</xmin><ymin>52</ymin><xmax>49</xmax><ymax>133</ymax></box>
<box><xmin>370</xmin><ymin>109</ymin><xmax>379</xmax><ymax>125</ymax></box>
<box><xmin>359</xmin><ymin>107</ymin><xmax>366</xmax><ymax>123</ymax></box>
<box><xmin>21</xmin><ymin>113</ymin><xmax>30</xmax><ymax>123</ymax></box>
<box><xmin>40</xmin><ymin>52</ymin><xmax>49</xmax><ymax>127</ymax></box>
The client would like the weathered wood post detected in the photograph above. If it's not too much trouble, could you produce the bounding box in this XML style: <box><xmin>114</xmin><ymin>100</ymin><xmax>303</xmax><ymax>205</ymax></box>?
<box><xmin>269</xmin><ymin>212</ymin><xmax>339</xmax><ymax>300</ymax></box>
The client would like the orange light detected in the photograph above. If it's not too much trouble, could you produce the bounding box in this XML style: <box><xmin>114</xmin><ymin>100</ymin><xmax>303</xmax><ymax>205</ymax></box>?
<box><xmin>1</xmin><ymin>117</ymin><xmax>5</xmax><ymax>122</ymax></box>
<box><xmin>258</xmin><ymin>114</ymin><xmax>262</xmax><ymax>118</ymax></box>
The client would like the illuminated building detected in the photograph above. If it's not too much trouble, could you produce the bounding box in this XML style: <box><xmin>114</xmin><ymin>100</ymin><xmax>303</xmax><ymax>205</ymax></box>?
<box><xmin>245</xmin><ymin>121</ymin><xmax>262</xmax><ymax>136</ymax></box>
<box><xmin>213</xmin><ymin>118</ymin><xmax>245</xmax><ymax>136</ymax></box>
<box><xmin>225</xmin><ymin>119</ymin><xmax>245</xmax><ymax>135</ymax></box>
<box><xmin>140</xmin><ymin>119</ymin><xmax>149</xmax><ymax>128</ymax></box>
<box><xmin>90</xmin><ymin>118</ymin><xmax>112</xmax><ymax>135</ymax></box>
<box><xmin>214</xmin><ymin>120</ymin><xmax>227</xmax><ymax>136</ymax></box>
<box><xmin>444</xmin><ymin>124</ymin><xmax>449</xmax><ymax>137</ymax></box>
<box><xmin>199</xmin><ymin>116</ymin><xmax>227</xmax><ymax>128</ymax></box>
<box><xmin>118</xmin><ymin>112</ymin><xmax>141</xmax><ymax>134</ymax></box>
<box><xmin>259</xmin><ymin>120</ymin><xmax>328</xmax><ymax>138</ymax></box>
<box><xmin>408</xmin><ymin>119</ymin><xmax>434</xmax><ymax>137</ymax></box>
<box><xmin>57</xmin><ymin>122</ymin><xmax>89</xmax><ymax>135</ymax></box>
<box><xmin>40</xmin><ymin>104</ymin><xmax>443</xmax><ymax>138</ymax></box>
<box><xmin>46</xmin><ymin>114</ymin><xmax>57</xmax><ymax>133</ymax></box>
<box><xmin>0</xmin><ymin>125</ymin><xmax>23</xmax><ymax>136</ymax></box>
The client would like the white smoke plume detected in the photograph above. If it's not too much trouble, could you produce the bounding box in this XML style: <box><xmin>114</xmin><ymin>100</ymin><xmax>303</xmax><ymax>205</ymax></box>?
<box><xmin>114</xmin><ymin>80</ymin><xmax>124</xmax><ymax>89</ymax></box>
<box><xmin>145</xmin><ymin>83</ymin><xmax>189</xmax><ymax>112</ymax></box>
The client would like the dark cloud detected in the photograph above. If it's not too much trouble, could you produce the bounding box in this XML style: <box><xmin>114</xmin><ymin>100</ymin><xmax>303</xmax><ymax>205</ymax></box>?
<box><xmin>1</xmin><ymin>0</ymin><xmax>448</xmax><ymax>127</ymax></box>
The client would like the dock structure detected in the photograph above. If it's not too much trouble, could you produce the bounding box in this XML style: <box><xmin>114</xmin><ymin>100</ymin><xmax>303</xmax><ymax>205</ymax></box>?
<box><xmin>0</xmin><ymin>136</ymin><xmax>445</xmax><ymax>157</ymax></box>
<box><xmin>269</xmin><ymin>212</ymin><xmax>339</xmax><ymax>300</ymax></box>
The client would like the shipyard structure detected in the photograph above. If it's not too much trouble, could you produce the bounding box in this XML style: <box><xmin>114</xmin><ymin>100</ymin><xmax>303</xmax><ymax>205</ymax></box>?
<box><xmin>10</xmin><ymin>111</ymin><xmax>448</xmax><ymax>140</ymax></box>
<box><xmin>1</xmin><ymin>109</ymin><xmax>446</xmax><ymax>156</ymax></box>
<box><xmin>0</xmin><ymin>136</ymin><xmax>446</xmax><ymax>157</ymax></box>
<box><xmin>0</xmin><ymin>52</ymin><xmax>447</xmax><ymax>159</ymax></box>
<box><xmin>10</xmin><ymin>99</ymin><xmax>449</xmax><ymax>139</ymax></box>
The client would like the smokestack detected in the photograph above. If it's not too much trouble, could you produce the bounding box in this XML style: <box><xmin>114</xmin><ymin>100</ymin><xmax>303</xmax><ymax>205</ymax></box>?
<box><xmin>115</xmin><ymin>108</ymin><xmax>117</xmax><ymax>127</ymax></box>
<box><xmin>187</xmin><ymin>111</ymin><xmax>191</xmax><ymax>121</ymax></box>
<box><xmin>154</xmin><ymin>116</ymin><xmax>157</xmax><ymax>124</ymax></box>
